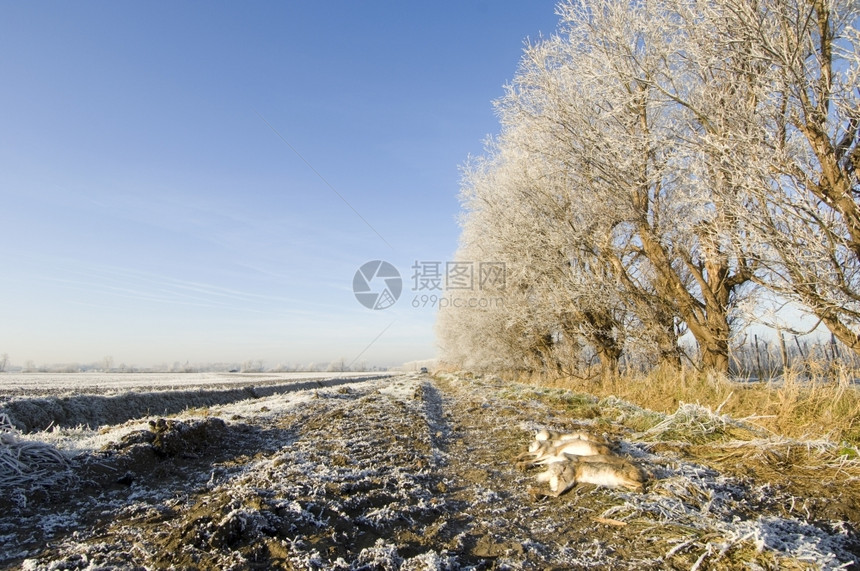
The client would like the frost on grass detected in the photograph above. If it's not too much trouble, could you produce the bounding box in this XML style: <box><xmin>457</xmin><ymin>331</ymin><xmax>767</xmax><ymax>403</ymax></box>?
<box><xmin>0</xmin><ymin>413</ymin><xmax>70</xmax><ymax>491</ymax></box>
<box><xmin>636</xmin><ymin>402</ymin><xmax>765</xmax><ymax>444</ymax></box>
<box><xmin>601</xmin><ymin>455</ymin><xmax>857</xmax><ymax>569</ymax></box>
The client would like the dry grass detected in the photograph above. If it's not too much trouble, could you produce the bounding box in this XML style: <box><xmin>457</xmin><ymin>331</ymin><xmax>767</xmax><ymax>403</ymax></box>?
<box><xmin>535</xmin><ymin>365</ymin><xmax>860</xmax><ymax>446</ymax></box>
<box><xmin>0</xmin><ymin>413</ymin><xmax>69</xmax><ymax>489</ymax></box>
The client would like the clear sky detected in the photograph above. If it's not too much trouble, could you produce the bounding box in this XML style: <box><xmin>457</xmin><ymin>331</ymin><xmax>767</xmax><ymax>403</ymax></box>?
<box><xmin>0</xmin><ymin>1</ymin><xmax>560</xmax><ymax>369</ymax></box>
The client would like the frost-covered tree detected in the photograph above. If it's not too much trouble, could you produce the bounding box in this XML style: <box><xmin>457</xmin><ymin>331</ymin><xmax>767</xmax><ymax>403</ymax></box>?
<box><xmin>697</xmin><ymin>0</ymin><xmax>860</xmax><ymax>352</ymax></box>
<box><xmin>438</xmin><ymin>0</ymin><xmax>859</xmax><ymax>375</ymax></box>
<box><xmin>497</xmin><ymin>0</ymin><xmax>756</xmax><ymax>372</ymax></box>
<box><xmin>436</xmin><ymin>173</ymin><xmax>546</xmax><ymax>375</ymax></box>
<box><xmin>444</xmin><ymin>134</ymin><xmax>646</xmax><ymax>376</ymax></box>
<box><xmin>327</xmin><ymin>358</ymin><xmax>347</xmax><ymax>372</ymax></box>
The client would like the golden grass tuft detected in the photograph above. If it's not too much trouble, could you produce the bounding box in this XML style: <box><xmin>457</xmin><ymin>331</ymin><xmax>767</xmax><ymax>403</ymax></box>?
<box><xmin>540</xmin><ymin>365</ymin><xmax>860</xmax><ymax>446</ymax></box>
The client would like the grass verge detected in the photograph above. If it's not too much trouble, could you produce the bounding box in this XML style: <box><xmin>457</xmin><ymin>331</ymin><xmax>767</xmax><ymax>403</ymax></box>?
<box><xmin>534</xmin><ymin>366</ymin><xmax>860</xmax><ymax>447</ymax></box>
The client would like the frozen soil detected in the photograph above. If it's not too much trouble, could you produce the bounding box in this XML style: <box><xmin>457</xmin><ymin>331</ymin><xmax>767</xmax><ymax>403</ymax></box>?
<box><xmin>2</xmin><ymin>373</ymin><xmax>859</xmax><ymax>569</ymax></box>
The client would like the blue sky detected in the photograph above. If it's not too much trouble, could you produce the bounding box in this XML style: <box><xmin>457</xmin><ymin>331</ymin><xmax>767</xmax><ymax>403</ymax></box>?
<box><xmin>0</xmin><ymin>1</ymin><xmax>560</xmax><ymax>368</ymax></box>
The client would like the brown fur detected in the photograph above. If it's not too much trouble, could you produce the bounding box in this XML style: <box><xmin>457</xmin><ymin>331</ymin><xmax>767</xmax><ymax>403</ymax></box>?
<box><xmin>525</xmin><ymin>427</ymin><xmax>648</xmax><ymax>494</ymax></box>
<box><xmin>518</xmin><ymin>437</ymin><xmax>612</xmax><ymax>469</ymax></box>
<box><xmin>535</xmin><ymin>428</ymin><xmax>611</xmax><ymax>447</ymax></box>
<box><xmin>536</xmin><ymin>458</ymin><xmax>646</xmax><ymax>495</ymax></box>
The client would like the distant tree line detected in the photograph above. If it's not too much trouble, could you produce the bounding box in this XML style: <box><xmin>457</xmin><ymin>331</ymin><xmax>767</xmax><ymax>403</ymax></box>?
<box><xmin>437</xmin><ymin>0</ymin><xmax>860</xmax><ymax>377</ymax></box>
<box><xmin>0</xmin><ymin>357</ymin><xmax>384</xmax><ymax>374</ymax></box>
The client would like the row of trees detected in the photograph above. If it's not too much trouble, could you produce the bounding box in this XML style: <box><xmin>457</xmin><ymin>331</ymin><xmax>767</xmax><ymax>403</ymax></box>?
<box><xmin>437</xmin><ymin>0</ymin><xmax>860</xmax><ymax>376</ymax></box>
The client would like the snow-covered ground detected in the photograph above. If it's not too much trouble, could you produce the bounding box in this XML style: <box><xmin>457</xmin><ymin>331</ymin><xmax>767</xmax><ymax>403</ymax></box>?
<box><xmin>0</xmin><ymin>371</ymin><xmax>388</xmax><ymax>395</ymax></box>
<box><xmin>1</xmin><ymin>372</ymin><xmax>858</xmax><ymax>569</ymax></box>
<box><xmin>0</xmin><ymin>372</ymin><xmax>394</xmax><ymax>433</ymax></box>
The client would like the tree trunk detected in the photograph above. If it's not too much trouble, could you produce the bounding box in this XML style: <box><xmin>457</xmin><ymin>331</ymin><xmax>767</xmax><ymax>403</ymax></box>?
<box><xmin>581</xmin><ymin>309</ymin><xmax>623</xmax><ymax>379</ymax></box>
<box><xmin>819</xmin><ymin>312</ymin><xmax>860</xmax><ymax>355</ymax></box>
<box><xmin>701</xmin><ymin>342</ymin><xmax>730</xmax><ymax>372</ymax></box>
<box><xmin>654</xmin><ymin>313</ymin><xmax>682</xmax><ymax>371</ymax></box>
<box><xmin>596</xmin><ymin>344</ymin><xmax>621</xmax><ymax>379</ymax></box>
<box><xmin>639</xmin><ymin>228</ymin><xmax>733</xmax><ymax>373</ymax></box>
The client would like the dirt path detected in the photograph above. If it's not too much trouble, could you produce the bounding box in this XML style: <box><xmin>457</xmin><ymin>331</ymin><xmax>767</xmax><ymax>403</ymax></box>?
<box><xmin>2</xmin><ymin>373</ymin><xmax>858</xmax><ymax>569</ymax></box>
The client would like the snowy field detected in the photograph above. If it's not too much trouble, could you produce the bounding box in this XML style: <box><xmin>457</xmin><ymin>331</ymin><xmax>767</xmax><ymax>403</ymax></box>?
<box><xmin>0</xmin><ymin>372</ymin><xmax>394</xmax><ymax>434</ymax></box>
<box><xmin>1</xmin><ymin>372</ymin><xmax>858</xmax><ymax>569</ymax></box>
<box><xmin>0</xmin><ymin>371</ymin><xmax>388</xmax><ymax>396</ymax></box>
